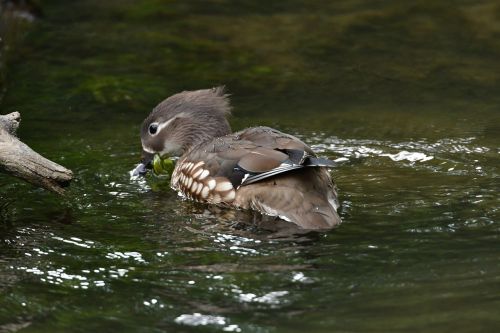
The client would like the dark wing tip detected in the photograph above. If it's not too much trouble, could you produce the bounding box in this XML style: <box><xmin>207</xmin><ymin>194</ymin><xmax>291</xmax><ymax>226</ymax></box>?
<box><xmin>305</xmin><ymin>157</ymin><xmax>336</xmax><ymax>168</ymax></box>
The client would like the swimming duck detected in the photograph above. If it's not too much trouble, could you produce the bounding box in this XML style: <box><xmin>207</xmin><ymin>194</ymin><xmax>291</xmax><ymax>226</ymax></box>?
<box><xmin>132</xmin><ymin>87</ymin><xmax>341</xmax><ymax>229</ymax></box>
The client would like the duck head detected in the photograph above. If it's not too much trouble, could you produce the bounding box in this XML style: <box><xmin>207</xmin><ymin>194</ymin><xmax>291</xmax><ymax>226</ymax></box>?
<box><xmin>131</xmin><ymin>87</ymin><xmax>232</xmax><ymax>177</ymax></box>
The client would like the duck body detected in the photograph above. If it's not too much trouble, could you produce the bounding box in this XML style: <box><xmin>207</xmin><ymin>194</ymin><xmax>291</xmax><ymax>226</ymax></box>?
<box><xmin>135</xmin><ymin>87</ymin><xmax>341</xmax><ymax>229</ymax></box>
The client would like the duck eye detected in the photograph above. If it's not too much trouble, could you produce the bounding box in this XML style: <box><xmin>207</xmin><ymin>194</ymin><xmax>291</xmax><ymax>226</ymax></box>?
<box><xmin>149</xmin><ymin>123</ymin><xmax>158</xmax><ymax>135</ymax></box>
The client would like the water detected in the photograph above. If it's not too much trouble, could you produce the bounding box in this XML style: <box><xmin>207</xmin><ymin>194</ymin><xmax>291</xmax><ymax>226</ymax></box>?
<box><xmin>1</xmin><ymin>1</ymin><xmax>499</xmax><ymax>332</ymax></box>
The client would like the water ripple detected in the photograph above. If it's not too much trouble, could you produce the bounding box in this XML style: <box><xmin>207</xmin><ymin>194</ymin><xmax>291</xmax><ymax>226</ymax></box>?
<box><xmin>310</xmin><ymin>134</ymin><xmax>497</xmax><ymax>177</ymax></box>
<box><xmin>174</xmin><ymin>313</ymin><xmax>241</xmax><ymax>332</ymax></box>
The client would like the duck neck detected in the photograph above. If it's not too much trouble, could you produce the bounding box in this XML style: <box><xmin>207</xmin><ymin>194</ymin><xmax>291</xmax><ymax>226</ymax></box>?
<box><xmin>182</xmin><ymin>117</ymin><xmax>232</xmax><ymax>154</ymax></box>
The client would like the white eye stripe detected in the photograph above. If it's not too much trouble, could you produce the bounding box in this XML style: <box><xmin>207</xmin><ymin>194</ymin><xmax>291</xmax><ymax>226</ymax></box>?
<box><xmin>149</xmin><ymin>118</ymin><xmax>176</xmax><ymax>136</ymax></box>
<box><xmin>149</xmin><ymin>112</ymin><xmax>188</xmax><ymax>137</ymax></box>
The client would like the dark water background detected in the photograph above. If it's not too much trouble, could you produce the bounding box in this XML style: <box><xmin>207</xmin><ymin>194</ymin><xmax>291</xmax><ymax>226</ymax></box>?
<box><xmin>1</xmin><ymin>1</ymin><xmax>499</xmax><ymax>332</ymax></box>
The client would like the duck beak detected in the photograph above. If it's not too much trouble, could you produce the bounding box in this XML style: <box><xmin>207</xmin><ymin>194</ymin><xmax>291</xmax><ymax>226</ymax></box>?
<box><xmin>130</xmin><ymin>151</ymin><xmax>154</xmax><ymax>178</ymax></box>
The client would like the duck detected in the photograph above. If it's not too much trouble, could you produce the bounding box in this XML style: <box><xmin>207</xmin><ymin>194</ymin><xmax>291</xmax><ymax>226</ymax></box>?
<box><xmin>132</xmin><ymin>87</ymin><xmax>341</xmax><ymax>229</ymax></box>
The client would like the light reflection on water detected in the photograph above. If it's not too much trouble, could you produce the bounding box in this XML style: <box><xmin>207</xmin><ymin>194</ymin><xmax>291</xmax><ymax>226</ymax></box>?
<box><xmin>235</xmin><ymin>289</ymin><xmax>289</xmax><ymax>305</ymax></box>
<box><xmin>2</xmin><ymin>128</ymin><xmax>498</xmax><ymax>331</ymax></box>
<box><xmin>311</xmin><ymin>134</ymin><xmax>495</xmax><ymax>176</ymax></box>
<box><xmin>52</xmin><ymin>236</ymin><xmax>94</xmax><ymax>249</ymax></box>
<box><xmin>12</xmin><ymin>253</ymin><xmax>139</xmax><ymax>290</ymax></box>
<box><xmin>174</xmin><ymin>313</ymin><xmax>241</xmax><ymax>332</ymax></box>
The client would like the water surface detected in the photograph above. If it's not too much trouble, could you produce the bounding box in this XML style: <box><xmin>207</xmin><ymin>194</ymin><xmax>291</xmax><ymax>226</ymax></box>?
<box><xmin>1</xmin><ymin>1</ymin><xmax>499</xmax><ymax>332</ymax></box>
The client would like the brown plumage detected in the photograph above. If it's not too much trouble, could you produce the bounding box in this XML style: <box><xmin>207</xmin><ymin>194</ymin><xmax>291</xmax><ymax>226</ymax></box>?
<box><xmin>135</xmin><ymin>87</ymin><xmax>341</xmax><ymax>230</ymax></box>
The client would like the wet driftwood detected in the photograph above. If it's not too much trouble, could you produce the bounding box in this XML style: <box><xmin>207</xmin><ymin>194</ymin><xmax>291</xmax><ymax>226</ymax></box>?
<box><xmin>0</xmin><ymin>112</ymin><xmax>72</xmax><ymax>194</ymax></box>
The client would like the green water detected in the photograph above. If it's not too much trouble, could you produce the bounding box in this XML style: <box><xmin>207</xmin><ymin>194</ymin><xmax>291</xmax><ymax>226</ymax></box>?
<box><xmin>1</xmin><ymin>1</ymin><xmax>499</xmax><ymax>332</ymax></box>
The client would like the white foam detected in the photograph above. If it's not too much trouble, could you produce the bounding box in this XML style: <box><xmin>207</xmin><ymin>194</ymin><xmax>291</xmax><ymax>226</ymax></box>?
<box><xmin>381</xmin><ymin>150</ymin><xmax>434</xmax><ymax>162</ymax></box>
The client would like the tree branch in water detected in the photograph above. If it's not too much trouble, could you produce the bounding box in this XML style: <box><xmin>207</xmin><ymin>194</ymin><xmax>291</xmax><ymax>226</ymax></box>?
<box><xmin>0</xmin><ymin>112</ymin><xmax>73</xmax><ymax>195</ymax></box>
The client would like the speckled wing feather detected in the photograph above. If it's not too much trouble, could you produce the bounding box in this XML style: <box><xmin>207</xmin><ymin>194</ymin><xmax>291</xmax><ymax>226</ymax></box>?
<box><xmin>170</xmin><ymin>127</ymin><xmax>337</xmax><ymax>207</ymax></box>
<box><xmin>169</xmin><ymin>127</ymin><xmax>340</xmax><ymax>228</ymax></box>
<box><xmin>176</xmin><ymin>127</ymin><xmax>331</xmax><ymax>188</ymax></box>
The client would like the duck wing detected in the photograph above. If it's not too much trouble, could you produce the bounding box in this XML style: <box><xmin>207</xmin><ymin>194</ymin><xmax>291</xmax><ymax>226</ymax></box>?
<box><xmin>173</xmin><ymin>127</ymin><xmax>341</xmax><ymax>229</ymax></box>
<box><xmin>189</xmin><ymin>126</ymin><xmax>337</xmax><ymax>189</ymax></box>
